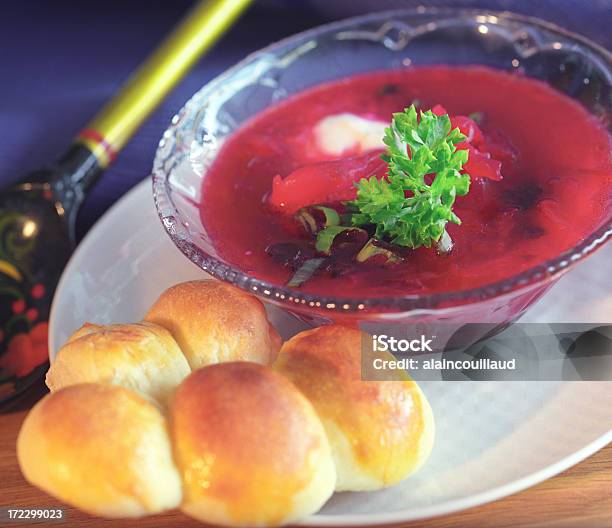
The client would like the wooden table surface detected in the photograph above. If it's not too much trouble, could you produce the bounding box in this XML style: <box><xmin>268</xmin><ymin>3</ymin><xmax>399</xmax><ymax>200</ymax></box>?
<box><xmin>2</xmin><ymin>386</ymin><xmax>612</xmax><ymax>528</ymax></box>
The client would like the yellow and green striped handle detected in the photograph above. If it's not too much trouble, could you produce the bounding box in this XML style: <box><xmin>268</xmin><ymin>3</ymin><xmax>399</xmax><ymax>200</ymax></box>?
<box><xmin>76</xmin><ymin>0</ymin><xmax>251</xmax><ymax>167</ymax></box>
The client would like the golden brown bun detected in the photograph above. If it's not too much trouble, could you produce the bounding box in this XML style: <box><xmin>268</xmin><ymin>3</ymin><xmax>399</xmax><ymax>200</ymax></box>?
<box><xmin>273</xmin><ymin>325</ymin><xmax>435</xmax><ymax>492</ymax></box>
<box><xmin>172</xmin><ymin>362</ymin><xmax>335</xmax><ymax>527</ymax></box>
<box><xmin>144</xmin><ymin>280</ymin><xmax>281</xmax><ymax>369</ymax></box>
<box><xmin>17</xmin><ymin>384</ymin><xmax>182</xmax><ymax>518</ymax></box>
<box><xmin>46</xmin><ymin>322</ymin><xmax>190</xmax><ymax>403</ymax></box>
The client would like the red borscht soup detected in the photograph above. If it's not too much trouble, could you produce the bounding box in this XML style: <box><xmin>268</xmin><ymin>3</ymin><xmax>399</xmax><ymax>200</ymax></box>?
<box><xmin>200</xmin><ymin>66</ymin><xmax>611</xmax><ymax>298</ymax></box>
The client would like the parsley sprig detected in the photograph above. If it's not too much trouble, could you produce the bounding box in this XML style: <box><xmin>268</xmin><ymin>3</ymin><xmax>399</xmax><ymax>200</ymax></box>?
<box><xmin>346</xmin><ymin>105</ymin><xmax>470</xmax><ymax>251</ymax></box>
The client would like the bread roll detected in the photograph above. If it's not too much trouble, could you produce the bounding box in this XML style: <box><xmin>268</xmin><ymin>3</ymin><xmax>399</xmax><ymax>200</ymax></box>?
<box><xmin>273</xmin><ymin>325</ymin><xmax>435</xmax><ymax>492</ymax></box>
<box><xmin>144</xmin><ymin>280</ymin><xmax>281</xmax><ymax>369</ymax></box>
<box><xmin>46</xmin><ymin>322</ymin><xmax>190</xmax><ymax>403</ymax></box>
<box><xmin>17</xmin><ymin>384</ymin><xmax>182</xmax><ymax>518</ymax></box>
<box><xmin>172</xmin><ymin>362</ymin><xmax>335</xmax><ymax>527</ymax></box>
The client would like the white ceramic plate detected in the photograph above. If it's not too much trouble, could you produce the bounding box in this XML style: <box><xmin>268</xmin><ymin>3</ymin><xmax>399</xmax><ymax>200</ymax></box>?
<box><xmin>49</xmin><ymin>179</ymin><xmax>612</xmax><ymax>526</ymax></box>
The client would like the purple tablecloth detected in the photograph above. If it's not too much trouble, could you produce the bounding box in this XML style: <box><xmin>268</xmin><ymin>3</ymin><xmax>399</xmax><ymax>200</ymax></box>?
<box><xmin>0</xmin><ymin>1</ymin><xmax>327</xmax><ymax>239</ymax></box>
<box><xmin>1</xmin><ymin>0</ymin><xmax>609</xmax><ymax>240</ymax></box>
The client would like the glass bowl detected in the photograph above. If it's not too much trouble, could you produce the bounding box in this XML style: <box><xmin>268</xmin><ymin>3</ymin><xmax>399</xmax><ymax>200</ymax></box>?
<box><xmin>151</xmin><ymin>7</ymin><xmax>611</xmax><ymax>336</ymax></box>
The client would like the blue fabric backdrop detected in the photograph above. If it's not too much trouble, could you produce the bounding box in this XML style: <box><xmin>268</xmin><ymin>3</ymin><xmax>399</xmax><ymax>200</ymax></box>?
<box><xmin>1</xmin><ymin>0</ymin><xmax>609</xmax><ymax>240</ymax></box>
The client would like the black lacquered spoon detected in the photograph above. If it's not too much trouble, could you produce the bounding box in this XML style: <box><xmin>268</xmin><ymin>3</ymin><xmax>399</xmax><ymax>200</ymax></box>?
<box><xmin>0</xmin><ymin>0</ymin><xmax>251</xmax><ymax>408</ymax></box>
